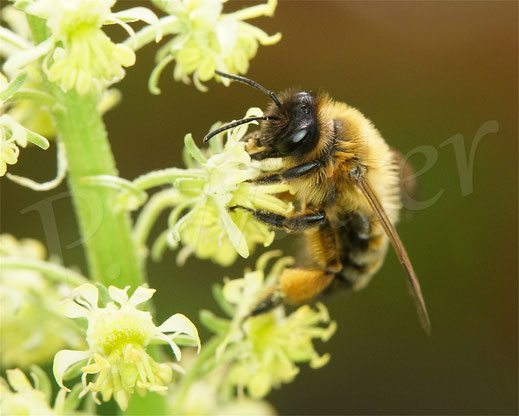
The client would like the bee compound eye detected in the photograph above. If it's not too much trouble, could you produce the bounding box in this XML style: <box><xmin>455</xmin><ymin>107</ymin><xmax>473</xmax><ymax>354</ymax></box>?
<box><xmin>291</xmin><ymin>128</ymin><xmax>308</xmax><ymax>144</ymax></box>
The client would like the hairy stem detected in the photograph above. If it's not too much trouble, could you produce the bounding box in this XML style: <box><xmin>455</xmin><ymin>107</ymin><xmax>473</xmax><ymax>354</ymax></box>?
<box><xmin>50</xmin><ymin>87</ymin><xmax>144</xmax><ymax>289</ymax></box>
<box><xmin>25</xmin><ymin>15</ymin><xmax>166</xmax><ymax>415</ymax></box>
<box><xmin>27</xmin><ymin>16</ymin><xmax>145</xmax><ymax>290</ymax></box>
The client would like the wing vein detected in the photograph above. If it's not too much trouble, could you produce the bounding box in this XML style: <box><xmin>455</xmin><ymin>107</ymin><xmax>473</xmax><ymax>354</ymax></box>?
<box><xmin>358</xmin><ymin>176</ymin><xmax>431</xmax><ymax>335</ymax></box>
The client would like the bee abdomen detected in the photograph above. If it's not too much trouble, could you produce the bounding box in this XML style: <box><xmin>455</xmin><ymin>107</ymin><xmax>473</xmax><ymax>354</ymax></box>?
<box><xmin>336</xmin><ymin>211</ymin><xmax>389</xmax><ymax>290</ymax></box>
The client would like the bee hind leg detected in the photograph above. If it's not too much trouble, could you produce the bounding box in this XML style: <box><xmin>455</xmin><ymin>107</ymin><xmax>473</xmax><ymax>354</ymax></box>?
<box><xmin>250</xmin><ymin>268</ymin><xmax>336</xmax><ymax>316</ymax></box>
<box><xmin>277</xmin><ymin>221</ymin><xmax>344</xmax><ymax>304</ymax></box>
<box><xmin>279</xmin><ymin>267</ymin><xmax>336</xmax><ymax>304</ymax></box>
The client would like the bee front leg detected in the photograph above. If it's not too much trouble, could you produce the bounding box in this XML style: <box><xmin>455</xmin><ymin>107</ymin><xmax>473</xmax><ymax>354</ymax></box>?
<box><xmin>242</xmin><ymin>130</ymin><xmax>261</xmax><ymax>143</ymax></box>
<box><xmin>242</xmin><ymin>131</ymin><xmax>272</xmax><ymax>160</ymax></box>
<box><xmin>248</xmin><ymin>160</ymin><xmax>321</xmax><ymax>184</ymax></box>
<box><xmin>229</xmin><ymin>205</ymin><xmax>326</xmax><ymax>232</ymax></box>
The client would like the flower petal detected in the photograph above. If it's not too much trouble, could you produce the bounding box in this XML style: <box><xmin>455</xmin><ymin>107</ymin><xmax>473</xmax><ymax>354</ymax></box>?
<box><xmin>53</xmin><ymin>350</ymin><xmax>91</xmax><ymax>391</ymax></box>
<box><xmin>108</xmin><ymin>285</ymin><xmax>130</xmax><ymax>306</ymax></box>
<box><xmin>73</xmin><ymin>283</ymin><xmax>99</xmax><ymax>310</ymax></box>
<box><xmin>215</xmin><ymin>18</ymin><xmax>238</xmax><ymax>56</ymax></box>
<box><xmin>111</xmin><ymin>7</ymin><xmax>161</xmax><ymax>42</ymax></box>
<box><xmin>169</xmin><ymin>363</ymin><xmax>185</xmax><ymax>375</ymax></box>
<box><xmin>215</xmin><ymin>203</ymin><xmax>249</xmax><ymax>258</ymax></box>
<box><xmin>157</xmin><ymin>313</ymin><xmax>201</xmax><ymax>352</ymax></box>
<box><xmin>128</xmin><ymin>286</ymin><xmax>156</xmax><ymax>307</ymax></box>
<box><xmin>3</xmin><ymin>38</ymin><xmax>53</xmax><ymax>76</ymax></box>
<box><xmin>59</xmin><ymin>299</ymin><xmax>89</xmax><ymax>318</ymax></box>
<box><xmin>155</xmin><ymin>333</ymin><xmax>182</xmax><ymax>361</ymax></box>
<box><xmin>6</xmin><ymin>369</ymin><xmax>33</xmax><ymax>393</ymax></box>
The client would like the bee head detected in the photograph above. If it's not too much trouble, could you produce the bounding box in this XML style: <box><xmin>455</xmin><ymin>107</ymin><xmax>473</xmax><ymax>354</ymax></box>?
<box><xmin>203</xmin><ymin>72</ymin><xmax>319</xmax><ymax>160</ymax></box>
<box><xmin>259</xmin><ymin>91</ymin><xmax>319</xmax><ymax>160</ymax></box>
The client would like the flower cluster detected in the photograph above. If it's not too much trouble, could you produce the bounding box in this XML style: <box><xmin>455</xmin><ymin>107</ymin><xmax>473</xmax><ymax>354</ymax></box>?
<box><xmin>203</xmin><ymin>252</ymin><xmax>337</xmax><ymax>399</ymax></box>
<box><xmin>54</xmin><ymin>283</ymin><xmax>200</xmax><ymax>410</ymax></box>
<box><xmin>0</xmin><ymin>6</ymin><xmax>56</xmax><ymax>139</ymax></box>
<box><xmin>0</xmin><ymin>1</ymin><xmax>341</xmax><ymax>413</ymax></box>
<box><xmin>3</xmin><ymin>0</ymin><xmax>158</xmax><ymax>95</ymax></box>
<box><xmin>0</xmin><ymin>70</ymin><xmax>50</xmax><ymax>176</ymax></box>
<box><xmin>226</xmin><ymin>303</ymin><xmax>336</xmax><ymax>398</ymax></box>
<box><xmin>170</xmin><ymin>351</ymin><xmax>276</xmax><ymax>415</ymax></box>
<box><xmin>0</xmin><ymin>111</ymin><xmax>50</xmax><ymax>176</ymax></box>
<box><xmin>132</xmin><ymin>108</ymin><xmax>293</xmax><ymax>266</ymax></box>
<box><xmin>0</xmin><ymin>6</ymin><xmax>123</xmax><ymax>141</ymax></box>
<box><xmin>150</xmin><ymin>0</ymin><xmax>281</xmax><ymax>92</ymax></box>
<box><xmin>0</xmin><ymin>234</ymin><xmax>85</xmax><ymax>368</ymax></box>
<box><xmin>0</xmin><ymin>368</ymin><xmax>68</xmax><ymax>415</ymax></box>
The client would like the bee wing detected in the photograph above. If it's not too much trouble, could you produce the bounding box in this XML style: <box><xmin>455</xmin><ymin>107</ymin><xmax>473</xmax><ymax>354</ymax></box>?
<box><xmin>357</xmin><ymin>176</ymin><xmax>431</xmax><ymax>335</ymax></box>
<box><xmin>391</xmin><ymin>149</ymin><xmax>421</xmax><ymax>213</ymax></box>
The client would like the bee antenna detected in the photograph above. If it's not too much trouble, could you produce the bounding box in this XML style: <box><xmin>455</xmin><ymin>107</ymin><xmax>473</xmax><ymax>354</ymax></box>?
<box><xmin>203</xmin><ymin>115</ymin><xmax>277</xmax><ymax>143</ymax></box>
<box><xmin>215</xmin><ymin>70</ymin><xmax>281</xmax><ymax>107</ymax></box>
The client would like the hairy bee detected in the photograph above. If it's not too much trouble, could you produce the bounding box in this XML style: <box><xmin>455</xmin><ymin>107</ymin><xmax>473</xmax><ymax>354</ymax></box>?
<box><xmin>204</xmin><ymin>71</ymin><xmax>430</xmax><ymax>333</ymax></box>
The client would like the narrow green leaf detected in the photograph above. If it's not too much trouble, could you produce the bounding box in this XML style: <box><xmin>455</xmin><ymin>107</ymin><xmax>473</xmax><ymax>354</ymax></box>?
<box><xmin>29</xmin><ymin>365</ymin><xmax>51</xmax><ymax>400</ymax></box>
<box><xmin>212</xmin><ymin>284</ymin><xmax>235</xmax><ymax>318</ymax></box>
<box><xmin>63</xmin><ymin>384</ymin><xmax>84</xmax><ymax>413</ymax></box>
<box><xmin>183</xmin><ymin>133</ymin><xmax>207</xmax><ymax>164</ymax></box>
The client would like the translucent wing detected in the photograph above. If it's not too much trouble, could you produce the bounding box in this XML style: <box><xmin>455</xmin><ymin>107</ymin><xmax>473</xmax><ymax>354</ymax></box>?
<box><xmin>357</xmin><ymin>175</ymin><xmax>431</xmax><ymax>335</ymax></box>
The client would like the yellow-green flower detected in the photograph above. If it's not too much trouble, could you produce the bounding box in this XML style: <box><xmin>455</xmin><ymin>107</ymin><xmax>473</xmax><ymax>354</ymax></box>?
<box><xmin>227</xmin><ymin>303</ymin><xmax>336</xmax><ymax>398</ymax></box>
<box><xmin>207</xmin><ymin>252</ymin><xmax>337</xmax><ymax>398</ymax></box>
<box><xmin>151</xmin><ymin>0</ymin><xmax>281</xmax><ymax>92</ymax></box>
<box><xmin>0</xmin><ymin>368</ymin><xmax>68</xmax><ymax>415</ymax></box>
<box><xmin>169</xmin><ymin>351</ymin><xmax>276</xmax><ymax>415</ymax></box>
<box><xmin>0</xmin><ymin>110</ymin><xmax>49</xmax><ymax>176</ymax></box>
<box><xmin>0</xmin><ymin>6</ymin><xmax>122</xmax><ymax>136</ymax></box>
<box><xmin>53</xmin><ymin>283</ymin><xmax>200</xmax><ymax>410</ymax></box>
<box><xmin>133</xmin><ymin>108</ymin><xmax>293</xmax><ymax>266</ymax></box>
<box><xmin>45</xmin><ymin>28</ymin><xmax>134</xmax><ymax>95</ymax></box>
<box><xmin>4</xmin><ymin>0</ymin><xmax>159</xmax><ymax>94</ymax></box>
<box><xmin>0</xmin><ymin>126</ymin><xmax>20</xmax><ymax>176</ymax></box>
<box><xmin>0</xmin><ymin>234</ymin><xmax>85</xmax><ymax>368</ymax></box>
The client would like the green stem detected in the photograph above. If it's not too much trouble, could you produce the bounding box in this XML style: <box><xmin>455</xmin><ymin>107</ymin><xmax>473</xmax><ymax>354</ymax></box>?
<box><xmin>24</xmin><ymin>16</ymin><xmax>165</xmax><ymax>415</ymax></box>
<box><xmin>26</xmin><ymin>17</ymin><xmax>144</xmax><ymax>290</ymax></box>
<box><xmin>49</xmin><ymin>87</ymin><xmax>144</xmax><ymax>289</ymax></box>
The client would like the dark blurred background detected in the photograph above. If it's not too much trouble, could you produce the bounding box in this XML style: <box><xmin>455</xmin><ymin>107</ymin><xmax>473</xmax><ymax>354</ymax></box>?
<box><xmin>2</xmin><ymin>1</ymin><xmax>517</xmax><ymax>414</ymax></box>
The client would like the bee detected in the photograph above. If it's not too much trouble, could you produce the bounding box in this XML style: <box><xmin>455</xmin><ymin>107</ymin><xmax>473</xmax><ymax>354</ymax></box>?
<box><xmin>204</xmin><ymin>71</ymin><xmax>430</xmax><ymax>333</ymax></box>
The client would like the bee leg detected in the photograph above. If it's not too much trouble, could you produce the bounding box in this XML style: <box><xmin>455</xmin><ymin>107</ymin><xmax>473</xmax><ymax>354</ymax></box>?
<box><xmin>249</xmin><ymin>268</ymin><xmax>336</xmax><ymax>314</ymax></box>
<box><xmin>243</xmin><ymin>131</ymin><xmax>263</xmax><ymax>155</ymax></box>
<box><xmin>248</xmin><ymin>160</ymin><xmax>321</xmax><ymax>184</ymax></box>
<box><xmin>279</xmin><ymin>220</ymin><xmax>344</xmax><ymax>303</ymax></box>
<box><xmin>250</xmin><ymin>289</ymin><xmax>284</xmax><ymax>316</ymax></box>
<box><xmin>229</xmin><ymin>205</ymin><xmax>326</xmax><ymax>232</ymax></box>
<box><xmin>251</xmin><ymin>219</ymin><xmax>343</xmax><ymax>310</ymax></box>
<box><xmin>279</xmin><ymin>268</ymin><xmax>336</xmax><ymax>304</ymax></box>
<box><xmin>241</xmin><ymin>130</ymin><xmax>261</xmax><ymax>143</ymax></box>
